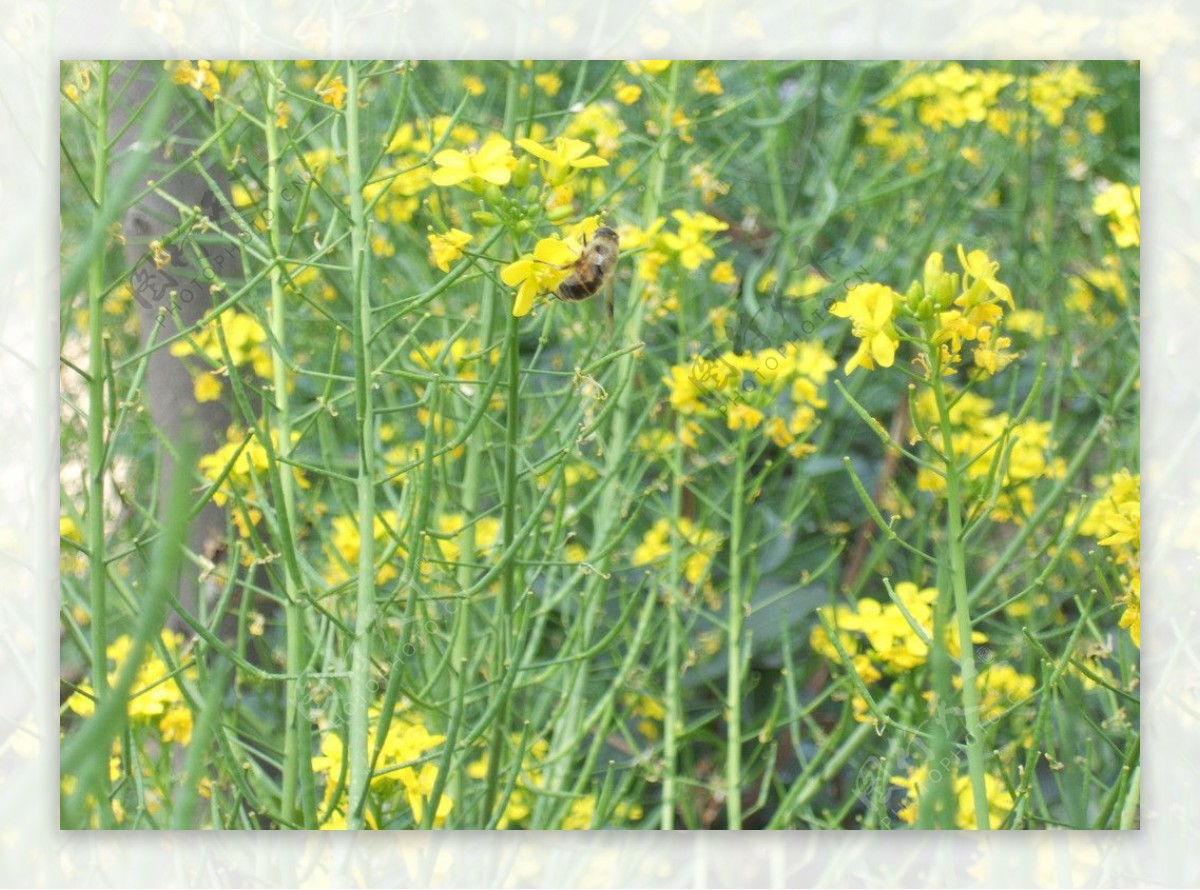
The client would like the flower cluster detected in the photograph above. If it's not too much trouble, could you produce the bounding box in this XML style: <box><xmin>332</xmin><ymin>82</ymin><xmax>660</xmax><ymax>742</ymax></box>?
<box><xmin>663</xmin><ymin>341</ymin><xmax>835</xmax><ymax>453</ymax></box>
<box><xmin>624</xmin><ymin>210</ymin><xmax>730</xmax><ymax>285</ymax></box>
<box><xmin>312</xmin><ymin>706</ymin><xmax>450</xmax><ymax>828</ymax></box>
<box><xmin>911</xmin><ymin>388</ymin><xmax>1065</xmax><ymax>524</ymax></box>
<box><xmin>631</xmin><ymin>517</ymin><xmax>724</xmax><ymax>586</ymax></box>
<box><xmin>324</xmin><ymin>509</ymin><xmax>403</xmax><ymax>587</ymax></box>
<box><xmin>1078</xmin><ymin>469</ymin><xmax>1140</xmax><ymax>647</ymax></box>
<box><xmin>421</xmin><ymin>121</ymin><xmax>611</xmax><ymax>317</ymax></box>
<box><xmin>407</xmin><ymin>336</ymin><xmax>495</xmax><ymax>382</ymax></box>
<box><xmin>810</xmin><ymin>582</ymin><xmax>987</xmax><ymax>686</ymax></box>
<box><xmin>169</xmin><ymin>308</ymin><xmax>273</xmax><ymax>403</ymax></box>
<box><xmin>1092</xmin><ymin>181</ymin><xmax>1140</xmax><ymax>249</ymax></box>
<box><xmin>563</xmin><ymin>102</ymin><xmax>624</xmax><ymax>159</ymax></box>
<box><xmin>881</xmin><ymin>62</ymin><xmax>1016</xmax><ymax>133</ymax></box>
<box><xmin>830</xmin><ymin>245</ymin><xmax>1017</xmax><ymax>379</ymax></box>
<box><xmin>1018</xmin><ymin>64</ymin><xmax>1099</xmax><ymax>127</ymax></box>
<box><xmin>65</xmin><ymin>631</ymin><xmax>197</xmax><ymax>746</ymax></box>
<box><xmin>890</xmin><ymin>763</ymin><xmax>1015</xmax><ymax>829</ymax></box>
<box><xmin>60</xmin><ymin>515</ymin><xmax>86</xmax><ymax>577</ymax></box>
<box><xmin>873</xmin><ymin>62</ymin><xmax>1099</xmax><ymax>140</ymax></box>
<box><xmin>466</xmin><ymin>737</ymin><xmax>642</xmax><ymax>829</ymax></box>
<box><xmin>197</xmin><ymin>427</ymin><xmax>308</xmax><ymax>539</ymax></box>
<box><xmin>812</xmin><ymin>582</ymin><xmax>1036</xmax><ymax>731</ymax></box>
<box><xmin>866</xmin><ymin>63</ymin><xmax>1098</xmax><ymax>165</ymax></box>
<box><xmin>324</xmin><ymin>509</ymin><xmax>504</xmax><ymax>591</ymax></box>
<box><xmin>170</xmin><ymin>60</ymin><xmax>220</xmax><ymax>101</ymax></box>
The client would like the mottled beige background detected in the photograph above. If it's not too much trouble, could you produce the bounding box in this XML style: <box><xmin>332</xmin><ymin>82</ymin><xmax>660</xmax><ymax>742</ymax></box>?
<box><xmin>18</xmin><ymin>0</ymin><xmax>1187</xmax><ymax>885</ymax></box>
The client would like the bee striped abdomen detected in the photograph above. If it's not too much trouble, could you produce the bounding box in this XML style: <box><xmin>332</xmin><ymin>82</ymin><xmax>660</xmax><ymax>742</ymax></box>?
<box><xmin>555</xmin><ymin>226</ymin><xmax>619</xmax><ymax>303</ymax></box>
<box><xmin>556</xmin><ymin>275</ymin><xmax>602</xmax><ymax>301</ymax></box>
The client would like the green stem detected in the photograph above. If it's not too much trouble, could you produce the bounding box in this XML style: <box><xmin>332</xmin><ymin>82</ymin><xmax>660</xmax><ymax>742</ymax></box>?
<box><xmin>662</xmin><ymin>407</ymin><xmax>686</xmax><ymax>828</ymax></box>
<box><xmin>264</xmin><ymin>61</ymin><xmax>307</xmax><ymax>827</ymax></box>
<box><xmin>485</xmin><ymin>309</ymin><xmax>521</xmax><ymax>814</ymax></box>
<box><xmin>725</xmin><ymin>426</ymin><xmax>750</xmax><ymax>829</ymax></box>
<box><xmin>928</xmin><ymin>348</ymin><xmax>990</xmax><ymax>830</ymax></box>
<box><xmin>344</xmin><ymin>63</ymin><xmax>378</xmax><ymax>830</ymax></box>
<box><xmin>450</xmin><ymin>302</ymin><xmax>494</xmax><ymax>824</ymax></box>
<box><xmin>86</xmin><ymin>60</ymin><xmax>113</xmax><ymax>826</ymax></box>
<box><xmin>480</xmin><ymin>62</ymin><xmax>525</xmax><ymax>824</ymax></box>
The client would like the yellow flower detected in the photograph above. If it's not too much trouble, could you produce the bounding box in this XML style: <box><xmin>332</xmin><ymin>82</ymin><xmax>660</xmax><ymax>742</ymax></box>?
<box><xmin>1021</xmin><ymin>63</ymin><xmax>1096</xmax><ymax>127</ymax></box>
<box><xmin>158</xmin><ymin>706</ymin><xmax>194</xmax><ymax>745</ymax></box>
<box><xmin>632</xmin><ymin>517</ymin><xmax>723</xmax><ymax>584</ymax></box>
<box><xmin>169</xmin><ymin>308</ymin><xmax>273</xmax><ymax>378</ymax></box>
<box><xmin>78</xmin><ymin>633</ymin><xmax>198</xmax><ymax>744</ymax></box>
<box><xmin>956</xmin><ymin>244</ymin><xmax>1014</xmax><ymax>310</ymax></box>
<box><xmin>430</xmin><ymin>136</ymin><xmax>516</xmax><ymax>190</ymax></box>
<box><xmin>516</xmin><ymin>136</ymin><xmax>608</xmax><ymax>186</ymax></box>
<box><xmin>660</xmin><ymin>210</ymin><xmax>728</xmax><ymax>270</ymax></box>
<box><xmin>726</xmin><ymin>403</ymin><xmax>764</xmax><ymax>430</ymax></box>
<box><xmin>690</xmin><ymin>163</ymin><xmax>731</xmax><ymax>204</ymax></box>
<box><xmin>625</xmin><ymin>60</ymin><xmax>672</xmax><ymax>76</ymax></box>
<box><xmin>829</xmin><ymin>283</ymin><xmax>901</xmax><ymax>374</ymax></box>
<box><xmin>1119</xmin><ymin>575</ymin><xmax>1140</xmax><ymax>648</ymax></box>
<box><xmin>65</xmin><ymin>683</ymin><xmax>95</xmax><ymax>718</ymax></box>
<box><xmin>60</xmin><ymin>515</ymin><xmax>87</xmax><ymax>577</ymax></box>
<box><xmin>170</xmin><ymin>60</ymin><xmax>220</xmax><ymax>101</ymax></box>
<box><xmin>500</xmin><ymin>237</ymin><xmax>576</xmax><ymax>317</ymax></box>
<box><xmin>427</xmin><ymin>228</ymin><xmax>472</xmax><ymax>272</ymax></box>
<box><xmin>325</xmin><ymin>510</ymin><xmax>402</xmax><ymax>586</ymax></box>
<box><xmin>709</xmin><ymin>260</ymin><xmax>737</xmax><ymax>285</ymax></box>
<box><xmin>534</xmin><ymin>72</ymin><xmax>562</xmax><ymax>96</ymax></box>
<box><xmin>972</xmin><ymin>326</ymin><xmax>1017</xmax><ymax>376</ymax></box>
<box><xmin>317</xmin><ymin>74</ymin><xmax>347</xmax><ymax>109</ymax></box>
<box><xmin>564</xmin><ymin>103</ymin><xmax>625</xmax><ymax>158</ymax></box>
<box><xmin>198</xmin><ymin>428</ymin><xmax>308</xmax><ymax>537</ymax></box>
<box><xmin>401</xmin><ymin>763</ymin><xmax>453</xmax><ymax>826</ymax></box>
<box><xmin>561</xmin><ymin>795</ymin><xmax>596</xmax><ymax>829</ymax></box>
<box><xmin>971</xmin><ymin>663</ymin><xmax>1036</xmax><ymax>721</ymax></box>
<box><xmin>462</xmin><ymin>74</ymin><xmax>485</xmax><ymax>96</ymax></box>
<box><xmin>193</xmin><ymin>371</ymin><xmax>223</xmax><ymax>402</ymax></box>
<box><xmin>693</xmin><ymin>67</ymin><xmax>724</xmax><ymax>95</ymax></box>
<box><xmin>615</xmin><ymin>83</ymin><xmax>642</xmax><ymax>104</ymax></box>
<box><xmin>891</xmin><ymin>765</ymin><xmax>1014</xmax><ymax>829</ymax></box>
<box><xmin>1092</xmin><ymin>182</ymin><xmax>1140</xmax><ymax>248</ymax></box>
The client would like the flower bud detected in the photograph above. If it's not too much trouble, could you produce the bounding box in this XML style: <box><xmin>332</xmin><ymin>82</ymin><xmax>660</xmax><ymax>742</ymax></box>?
<box><xmin>512</xmin><ymin>157</ymin><xmax>532</xmax><ymax>190</ymax></box>
<box><xmin>935</xmin><ymin>272</ymin><xmax>960</xmax><ymax>308</ymax></box>
<box><xmin>923</xmin><ymin>251</ymin><xmax>944</xmax><ymax>297</ymax></box>
<box><xmin>546</xmin><ymin>205</ymin><xmax>574</xmax><ymax>223</ymax></box>
<box><xmin>472</xmin><ymin>210</ymin><xmax>500</xmax><ymax>226</ymax></box>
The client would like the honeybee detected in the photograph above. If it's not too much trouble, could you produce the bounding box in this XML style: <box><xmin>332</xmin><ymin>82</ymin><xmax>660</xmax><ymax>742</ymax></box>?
<box><xmin>556</xmin><ymin>226</ymin><xmax>620</xmax><ymax>319</ymax></box>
